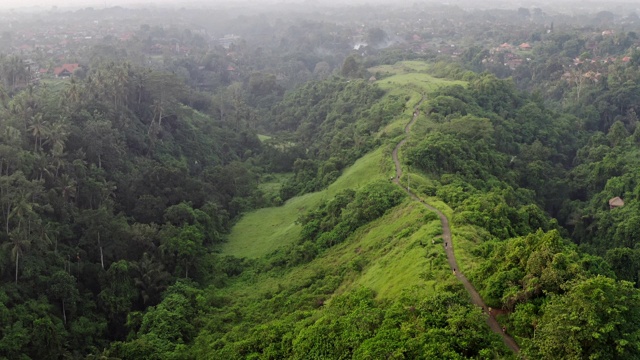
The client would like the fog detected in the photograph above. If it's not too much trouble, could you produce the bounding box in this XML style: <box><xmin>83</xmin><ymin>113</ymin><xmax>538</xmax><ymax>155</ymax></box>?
<box><xmin>0</xmin><ymin>0</ymin><xmax>179</xmax><ymax>10</ymax></box>
<box><xmin>3</xmin><ymin>0</ymin><xmax>640</xmax><ymax>12</ymax></box>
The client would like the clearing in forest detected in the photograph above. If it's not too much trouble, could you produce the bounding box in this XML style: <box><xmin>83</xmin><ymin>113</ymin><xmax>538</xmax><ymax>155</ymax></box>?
<box><xmin>221</xmin><ymin>147</ymin><xmax>388</xmax><ymax>258</ymax></box>
<box><xmin>214</xmin><ymin>59</ymin><xmax>516</xmax><ymax>357</ymax></box>
<box><xmin>369</xmin><ymin>61</ymin><xmax>466</xmax><ymax>93</ymax></box>
<box><xmin>222</xmin><ymin>61</ymin><xmax>463</xmax><ymax>260</ymax></box>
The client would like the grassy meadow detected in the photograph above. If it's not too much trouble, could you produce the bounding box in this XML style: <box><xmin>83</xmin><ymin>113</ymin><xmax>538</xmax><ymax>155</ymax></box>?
<box><xmin>221</xmin><ymin>146</ymin><xmax>388</xmax><ymax>258</ymax></box>
<box><xmin>220</xmin><ymin>200</ymin><xmax>452</xmax><ymax>306</ymax></box>
<box><xmin>223</xmin><ymin>59</ymin><xmax>473</xmax><ymax>299</ymax></box>
<box><xmin>201</xmin><ymin>61</ymin><xmax>517</xmax><ymax>358</ymax></box>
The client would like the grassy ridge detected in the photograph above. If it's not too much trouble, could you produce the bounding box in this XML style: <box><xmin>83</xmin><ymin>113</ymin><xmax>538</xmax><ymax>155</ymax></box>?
<box><xmin>223</xmin><ymin>60</ymin><xmax>467</xmax><ymax>279</ymax></box>
<box><xmin>221</xmin><ymin>201</ymin><xmax>450</xmax><ymax>304</ymax></box>
<box><xmin>370</xmin><ymin>61</ymin><xmax>466</xmax><ymax>93</ymax></box>
<box><xmin>221</xmin><ymin>147</ymin><xmax>388</xmax><ymax>258</ymax></box>
<box><xmin>344</xmin><ymin>206</ymin><xmax>446</xmax><ymax>299</ymax></box>
<box><xmin>199</xmin><ymin>62</ymin><xmax>515</xmax><ymax>358</ymax></box>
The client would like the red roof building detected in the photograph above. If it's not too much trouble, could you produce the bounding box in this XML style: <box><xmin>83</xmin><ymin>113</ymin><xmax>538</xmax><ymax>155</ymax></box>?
<box><xmin>519</xmin><ymin>42</ymin><xmax>532</xmax><ymax>50</ymax></box>
<box><xmin>54</xmin><ymin>63</ymin><xmax>79</xmax><ymax>78</ymax></box>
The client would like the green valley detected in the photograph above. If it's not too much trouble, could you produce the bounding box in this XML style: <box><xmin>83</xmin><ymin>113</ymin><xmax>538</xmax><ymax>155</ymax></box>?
<box><xmin>3</xmin><ymin>2</ymin><xmax>640</xmax><ymax>359</ymax></box>
<box><xmin>187</xmin><ymin>66</ymin><xmax>515</xmax><ymax>359</ymax></box>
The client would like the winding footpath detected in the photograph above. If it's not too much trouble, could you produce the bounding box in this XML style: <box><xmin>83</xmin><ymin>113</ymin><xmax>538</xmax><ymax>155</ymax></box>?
<box><xmin>392</xmin><ymin>98</ymin><xmax>521</xmax><ymax>354</ymax></box>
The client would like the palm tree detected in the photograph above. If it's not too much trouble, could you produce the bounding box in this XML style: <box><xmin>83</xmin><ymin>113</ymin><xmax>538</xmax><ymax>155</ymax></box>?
<box><xmin>0</xmin><ymin>83</ymin><xmax>9</xmax><ymax>109</ymax></box>
<box><xmin>1</xmin><ymin>55</ymin><xmax>28</xmax><ymax>89</ymax></box>
<box><xmin>132</xmin><ymin>68</ymin><xmax>150</xmax><ymax>106</ymax></box>
<box><xmin>78</xmin><ymin>206</ymin><xmax>111</xmax><ymax>270</ymax></box>
<box><xmin>2</xmin><ymin>175</ymin><xmax>44</xmax><ymax>279</ymax></box>
<box><xmin>147</xmin><ymin>100</ymin><xmax>165</xmax><ymax>155</ymax></box>
<box><xmin>8</xmin><ymin>186</ymin><xmax>36</xmax><ymax>231</ymax></box>
<box><xmin>150</xmin><ymin>99</ymin><xmax>165</xmax><ymax>127</ymax></box>
<box><xmin>8</xmin><ymin>89</ymin><xmax>36</xmax><ymax>134</ymax></box>
<box><xmin>57</xmin><ymin>174</ymin><xmax>77</xmax><ymax>203</ymax></box>
<box><xmin>44</xmin><ymin>118</ymin><xmax>69</xmax><ymax>158</ymax></box>
<box><xmin>88</xmin><ymin>69</ymin><xmax>107</xmax><ymax>102</ymax></box>
<box><xmin>1</xmin><ymin>230</ymin><xmax>31</xmax><ymax>284</ymax></box>
<box><xmin>32</xmin><ymin>152</ymin><xmax>51</xmax><ymax>181</ymax></box>
<box><xmin>131</xmin><ymin>252</ymin><xmax>170</xmax><ymax>305</ymax></box>
<box><xmin>63</xmin><ymin>78</ymin><xmax>82</xmax><ymax>111</ymax></box>
<box><xmin>36</xmin><ymin>221</ymin><xmax>56</xmax><ymax>253</ymax></box>
<box><xmin>28</xmin><ymin>113</ymin><xmax>49</xmax><ymax>152</ymax></box>
<box><xmin>114</xmin><ymin>63</ymin><xmax>131</xmax><ymax>109</ymax></box>
<box><xmin>0</xmin><ymin>126</ymin><xmax>22</xmax><ymax>176</ymax></box>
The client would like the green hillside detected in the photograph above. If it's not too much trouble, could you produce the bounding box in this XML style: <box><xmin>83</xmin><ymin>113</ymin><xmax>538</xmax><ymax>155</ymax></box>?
<box><xmin>222</xmin><ymin>146</ymin><xmax>388</xmax><ymax>258</ymax></box>
<box><xmin>223</xmin><ymin>62</ymin><xmax>464</xmax><ymax>260</ymax></box>
<box><xmin>225</xmin><ymin>61</ymin><xmax>464</xmax><ymax>258</ymax></box>
<box><xmin>198</xmin><ymin>64</ymin><xmax>516</xmax><ymax>358</ymax></box>
<box><xmin>369</xmin><ymin>61</ymin><xmax>467</xmax><ymax>92</ymax></box>
<box><xmin>7</xmin><ymin>3</ymin><xmax>640</xmax><ymax>358</ymax></box>
<box><xmin>209</xmin><ymin>58</ymin><xmax>640</xmax><ymax>359</ymax></box>
<box><xmin>107</xmin><ymin>56</ymin><xmax>640</xmax><ymax>359</ymax></box>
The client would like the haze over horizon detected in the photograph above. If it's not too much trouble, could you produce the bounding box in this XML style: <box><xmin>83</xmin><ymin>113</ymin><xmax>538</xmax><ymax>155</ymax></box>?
<box><xmin>2</xmin><ymin>0</ymin><xmax>640</xmax><ymax>14</ymax></box>
<box><xmin>0</xmin><ymin>0</ymin><xmax>279</xmax><ymax>11</ymax></box>
<box><xmin>0</xmin><ymin>0</ymin><xmax>196</xmax><ymax>10</ymax></box>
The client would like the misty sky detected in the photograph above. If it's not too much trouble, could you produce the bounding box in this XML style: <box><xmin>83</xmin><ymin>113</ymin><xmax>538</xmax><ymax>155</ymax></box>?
<box><xmin>2</xmin><ymin>0</ymin><xmax>639</xmax><ymax>12</ymax></box>
<box><xmin>0</xmin><ymin>0</ymin><xmax>186</xmax><ymax>10</ymax></box>
<box><xmin>3</xmin><ymin>0</ymin><xmax>104</xmax><ymax>8</ymax></box>
<box><xmin>1</xmin><ymin>0</ymin><xmax>116</xmax><ymax>10</ymax></box>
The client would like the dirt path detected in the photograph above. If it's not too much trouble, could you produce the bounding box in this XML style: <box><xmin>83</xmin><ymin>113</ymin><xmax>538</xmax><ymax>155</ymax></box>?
<box><xmin>392</xmin><ymin>98</ymin><xmax>521</xmax><ymax>354</ymax></box>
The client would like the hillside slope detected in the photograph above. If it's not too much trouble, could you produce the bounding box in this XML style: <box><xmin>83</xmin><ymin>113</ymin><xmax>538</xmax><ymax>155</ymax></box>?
<box><xmin>198</xmin><ymin>63</ymin><xmax>514</xmax><ymax>358</ymax></box>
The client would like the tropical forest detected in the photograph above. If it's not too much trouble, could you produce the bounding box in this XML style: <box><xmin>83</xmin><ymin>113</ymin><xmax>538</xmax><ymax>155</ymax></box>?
<box><xmin>1</xmin><ymin>0</ymin><xmax>640</xmax><ymax>359</ymax></box>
